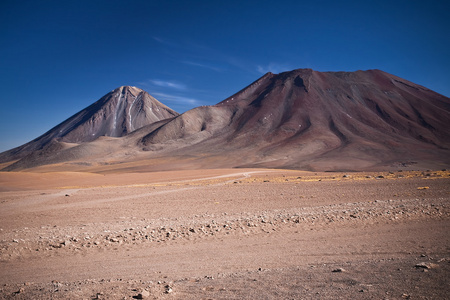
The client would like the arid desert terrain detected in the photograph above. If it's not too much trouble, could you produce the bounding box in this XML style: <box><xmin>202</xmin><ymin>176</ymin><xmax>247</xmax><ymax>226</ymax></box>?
<box><xmin>0</xmin><ymin>168</ymin><xmax>449</xmax><ymax>299</ymax></box>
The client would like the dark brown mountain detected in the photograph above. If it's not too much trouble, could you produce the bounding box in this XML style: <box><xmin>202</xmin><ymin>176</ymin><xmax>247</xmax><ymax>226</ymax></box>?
<box><xmin>139</xmin><ymin>69</ymin><xmax>450</xmax><ymax>171</ymax></box>
<box><xmin>2</xmin><ymin>69</ymin><xmax>450</xmax><ymax>172</ymax></box>
<box><xmin>0</xmin><ymin>86</ymin><xmax>179</xmax><ymax>164</ymax></box>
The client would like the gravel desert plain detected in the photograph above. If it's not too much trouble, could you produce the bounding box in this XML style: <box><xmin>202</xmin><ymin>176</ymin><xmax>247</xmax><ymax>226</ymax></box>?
<box><xmin>0</xmin><ymin>167</ymin><xmax>449</xmax><ymax>299</ymax></box>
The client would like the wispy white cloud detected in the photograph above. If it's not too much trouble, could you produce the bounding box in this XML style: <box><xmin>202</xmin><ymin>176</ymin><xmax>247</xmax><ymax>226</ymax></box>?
<box><xmin>257</xmin><ymin>63</ymin><xmax>293</xmax><ymax>74</ymax></box>
<box><xmin>182</xmin><ymin>61</ymin><xmax>223</xmax><ymax>72</ymax></box>
<box><xmin>152</xmin><ymin>37</ymin><xmax>259</xmax><ymax>75</ymax></box>
<box><xmin>152</xmin><ymin>36</ymin><xmax>164</xmax><ymax>43</ymax></box>
<box><xmin>152</xmin><ymin>92</ymin><xmax>199</xmax><ymax>106</ymax></box>
<box><xmin>177</xmin><ymin>39</ymin><xmax>258</xmax><ymax>74</ymax></box>
<box><xmin>149</xmin><ymin>79</ymin><xmax>186</xmax><ymax>90</ymax></box>
<box><xmin>137</xmin><ymin>77</ymin><xmax>202</xmax><ymax>109</ymax></box>
<box><xmin>152</xmin><ymin>36</ymin><xmax>179</xmax><ymax>47</ymax></box>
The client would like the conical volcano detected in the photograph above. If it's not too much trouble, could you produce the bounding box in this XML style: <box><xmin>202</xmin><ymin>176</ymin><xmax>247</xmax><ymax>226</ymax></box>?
<box><xmin>140</xmin><ymin>69</ymin><xmax>450</xmax><ymax>171</ymax></box>
<box><xmin>0</xmin><ymin>86</ymin><xmax>179</xmax><ymax>163</ymax></box>
<box><xmin>55</xmin><ymin>85</ymin><xmax>179</xmax><ymax>142</ymax></box>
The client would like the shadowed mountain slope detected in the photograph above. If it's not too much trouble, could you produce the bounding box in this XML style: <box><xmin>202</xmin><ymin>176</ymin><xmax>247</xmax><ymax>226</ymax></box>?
<box><xmin>0</xmin><ymin>86</ymin><xmax>179</xmax><ymax>163</ymax></box>
<box><xmin>2</xmin><ymin>69</ymin><xmax>450</xmax><ymax>172</ymax></box>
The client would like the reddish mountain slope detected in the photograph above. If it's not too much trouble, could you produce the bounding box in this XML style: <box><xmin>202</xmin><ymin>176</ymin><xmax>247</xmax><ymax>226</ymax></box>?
<box><xmin>140</xmin><ymin>69</ymin><xmax>450</xmax><ymax>170</ymax></box>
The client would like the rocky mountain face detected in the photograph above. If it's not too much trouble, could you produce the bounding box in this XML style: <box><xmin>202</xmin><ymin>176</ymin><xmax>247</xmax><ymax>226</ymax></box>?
<box><xmin>140</xmin><ymin>69</ymin><xmax>450</xmax><ymax>170</ymax></box>
<box><xmin>0</xmin><ymin>86</ymin><xmax>179</xmax><ymax>163</ymax></box>
<box><xmin>2</xmin><ymin>69</ymin><xmax>450</xmax><ymax>172</ymax></box>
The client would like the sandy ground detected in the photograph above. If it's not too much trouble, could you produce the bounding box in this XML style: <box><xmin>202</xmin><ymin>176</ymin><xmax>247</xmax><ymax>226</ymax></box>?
<box><xmin>0</xmin><ymin>169</ymin><xmax>449</xmax><ymax>299</ymax></box>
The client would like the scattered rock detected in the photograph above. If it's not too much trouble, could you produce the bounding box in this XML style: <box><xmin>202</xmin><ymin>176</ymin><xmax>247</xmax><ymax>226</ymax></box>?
<box><xmin>165</xmin><ymin>285</ymin><xmax>173</xmax><ymax>294</ymax></box>
<box><xmin>414</xmin><ymin>262</ymin><xmax>438</xmax><ymax>269</ymax></box>
<box><xmin>93</xmin><ymin>292</ymin><xmax>105</xmax><ymax>299</ymax></box>
<box><xmin>332</xmin><ymin>268</ymin><xmax>346</xmax><ymax>273</ymax></box>
<box><xmin>136</xmin><ymin>289</ymin><xmax>150</xmax><ymax>299</ymax></box>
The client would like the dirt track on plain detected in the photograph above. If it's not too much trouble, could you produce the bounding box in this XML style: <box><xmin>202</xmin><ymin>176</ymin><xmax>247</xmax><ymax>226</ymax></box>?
<box><xmin>0</xmin><ymin>169</ymin><xmax>449</xmax><ymax>299</ymax></box>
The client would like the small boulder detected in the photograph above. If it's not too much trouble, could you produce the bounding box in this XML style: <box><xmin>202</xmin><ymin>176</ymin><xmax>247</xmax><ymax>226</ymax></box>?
<box><xmin>136</xmin><ymin>289</ymin><xmax>150</xmax><ymax>299</ymax></box>
<box><xmin>165</xmin><ymin>285</ymin><xmax>173</xmax><ymax>294</ymax></box>
<box><xmin>332</xmin><ymin>268</ymin><xmax>346</xmax><ymax>273</ymax></box>
<box><xmin>415</xmin><ymin>262</ymin><xmax>438</xmax><ymax>269</ymax></box>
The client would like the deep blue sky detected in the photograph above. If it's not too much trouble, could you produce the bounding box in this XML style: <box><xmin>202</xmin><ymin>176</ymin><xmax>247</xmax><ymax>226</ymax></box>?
<box><xmin>1</xmin><ymin>0</ymin><xmax>449</xmax><ymax>152</ymax></box>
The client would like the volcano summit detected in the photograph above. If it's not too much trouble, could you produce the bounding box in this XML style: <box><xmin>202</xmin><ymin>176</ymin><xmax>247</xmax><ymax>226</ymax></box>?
<box><xmin>0</xmin><ymin>86</ymin><xmax>179</xmax><ymax>164</ymax></box>
<box><xmin>1</xmin><ymin>69</ymin><xmax>449</xmax><ymax>172</ymax></box>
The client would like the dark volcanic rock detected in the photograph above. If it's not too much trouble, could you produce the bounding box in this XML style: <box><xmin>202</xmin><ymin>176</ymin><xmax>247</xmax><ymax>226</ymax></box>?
<box><xmin>0</xmin><ymin>86</ymin><xmax>179</xmax><ymax>164</ymax></box>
